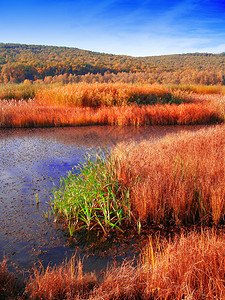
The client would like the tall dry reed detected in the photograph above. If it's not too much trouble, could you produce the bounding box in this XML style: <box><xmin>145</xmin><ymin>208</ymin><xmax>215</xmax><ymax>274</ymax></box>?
<box><xmin>113</xmin><ymin>125</ymin><xmax>225</xmax><ymax>226</ymax></box>
<box><xmin>0</xmin><ymin>257</ymin><xmax>22</xmax><ymax>299</ymax></box>
<box><xmin>36</xmin><ymin>83</ymin><xmax>185</xmax><ymax>107</ymax></box>
<box><xmin>25</xmin><ymin>256</ymin><xmax>97</xmax><ymax>299</ymax></box>
<box><xmin>142</xmin><ymin>230</ymin><xmax>225</xmax><ymax>299</ymax></box>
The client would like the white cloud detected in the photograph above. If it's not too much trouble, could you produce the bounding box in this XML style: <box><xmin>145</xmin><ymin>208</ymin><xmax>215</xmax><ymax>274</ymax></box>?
<box><xmin>198</xmin><ymin>43</ymin><xmax>225</xmax><ymax>53</ymax></box>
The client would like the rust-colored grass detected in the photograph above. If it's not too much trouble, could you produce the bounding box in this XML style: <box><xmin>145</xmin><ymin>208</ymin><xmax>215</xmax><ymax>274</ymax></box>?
<box><xmin>4</xmin><ymin>231</ymin><xmax>225</xmax><ymax>299</ymax></box>
<box><xmin>0</xmin><ymin>257</ymin><xmax>22</xmax><ymax>299</ymax></box>
<box><xmin>142</xmin><ymin>230</ymin><xmax>225</xmax><ymax>300</ymax></box>
<box><xmin>113</xmin><ymin>125</ymin><xmax>225</xmax><ymax>226</ymax></box>
<box><xmin>0</xmin><ymin>100</ymin><xmax>221</xmax><ymax>128</ymax></box>
<box><xmin>25</xmin><ymin>256</ymin><xmax>97</xmax><ymax>300</ymax></box>
<box><xmin>0</xmin><ymin>83</ymin><xmax>225</xmax><ymax>128</ymax></box>
<box><xmin>90</xmin><ymin>231</ymin><xmax>225</xmax><ymax>299</ymax></box>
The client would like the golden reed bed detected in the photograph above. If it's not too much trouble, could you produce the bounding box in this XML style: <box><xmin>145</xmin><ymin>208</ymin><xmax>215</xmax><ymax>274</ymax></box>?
<box><xmin>0</xmin><ymin>83</ymin><xmax>225</xmax><ymax>128</ymax></box>
<box><xmin>0</xmin><ymin>101</ymin><xmax>222</xmax><ymax>128</ymax></box>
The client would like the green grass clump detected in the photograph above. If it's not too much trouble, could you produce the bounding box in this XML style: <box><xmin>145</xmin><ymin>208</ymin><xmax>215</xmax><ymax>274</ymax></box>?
<box><xmin>0</xmin><ymin>82</ymin><xmax>38</xmax><ymax>100</ymax></box>
<box><xmin>51</xmin><ymin>151</ymin><xmax>131</xmax><ymax>235</ymax></box>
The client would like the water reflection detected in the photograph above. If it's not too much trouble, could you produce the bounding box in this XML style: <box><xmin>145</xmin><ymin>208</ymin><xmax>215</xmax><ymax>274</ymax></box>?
<box><xmin>0</xmin><ymin>125</ymin><xmax>210</xmax><ymax>274</ymax></box>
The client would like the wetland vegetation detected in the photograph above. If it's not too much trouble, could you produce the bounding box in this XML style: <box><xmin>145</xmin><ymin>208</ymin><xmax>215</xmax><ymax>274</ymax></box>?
<box><xmin>0</xmin><ymin>82</ymin><xmax>225</xmax><ymax>128</ymax></box>
<box><xmin>1</xmin><ymin>125</ymin><xmax>225</xmax><ymax>299</ymax></box>
<box><xmin>2</xmin><ymin>230</ymin><xmax>225</xmax><ymax>299</ymax></box>
<box><xmin>52</xmin><ymin>125</ymin><xmax>225</xmax><ymax>236</ymax></box>
<box><xmin>1</xmin><ymin>43</ymin><xmax>225</xmax><ymax>299</ymax></box>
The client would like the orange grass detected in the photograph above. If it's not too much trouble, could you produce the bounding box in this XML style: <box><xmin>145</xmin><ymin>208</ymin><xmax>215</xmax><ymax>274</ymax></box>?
<box><xmin>91</xmin><ymin>231</ymin><xmax>225</xmax><ymax>299</ymax></box>
<box><xmin>1</xmin><ymin>83</ymin><xmax>225</xmax><ymax>103</ymax></box>
<box><xmin>0</xmin><ymin>257</ymin><xmax>22</xmax><ymax>299</ymax></box>
<box><xmin>0</xmin><ymin>100</ymin><xmax>221</xmax><ymax>128</ymax></box>
<box><xmin>169</xmin><ymin>84</ymin><xmax>225</xmax><ymax>95</ymax></box>
<box><xmin>35</xmin><ymin>83</ymin><xmax>185</xmax><ymax>107</ymax></box>
<box><xmin>6</xmin><ymin>231</ymin><xmax>225</xmax><ymax>299</ymax></box>
<box><xmin>25</xmin><ymin>256</ymin><xmax>97</xmax><ymax>299</ymax></box>
<box><xmin>141</xmin><ymin>230</ymin><xmax>225</xmax><ymax>299</ymax></box>
<box><xmin>1</xmin><ymin>83</ymin><xmax>225</xmax><ymax>128</ymax></box>
<box><xmin>113</xmin><ymin>125</ymin><xmax>225</xmax><ymax>226</ymax></box>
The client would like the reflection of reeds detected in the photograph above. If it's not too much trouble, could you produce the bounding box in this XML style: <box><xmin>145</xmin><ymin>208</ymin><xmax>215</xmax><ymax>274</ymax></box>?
<box><xmin>114</xmin><ymin>125</ymin><xmax>225</xmax><ymax>226</ymax></box>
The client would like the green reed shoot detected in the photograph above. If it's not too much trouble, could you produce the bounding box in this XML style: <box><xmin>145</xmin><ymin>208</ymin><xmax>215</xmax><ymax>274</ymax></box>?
<box><xmin>51</xmin><ymin>150</ymin><xmax>131</xmax><ymax>235</ymax></box>
<box><xmin>35</xmin><ymin>193</ymin><xmax>39</xmax><ymax>205</ymax></box>
<box><xmin>43</xmin><ymin>210</ymin><xmax>51</xmax><ymax>221</ymax></box>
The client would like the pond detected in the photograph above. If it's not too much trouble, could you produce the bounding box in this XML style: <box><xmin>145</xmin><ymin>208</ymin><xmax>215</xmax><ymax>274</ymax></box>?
<box><xmin>0</xmin><ymin>125</ymin><xmax>209</xmax><ymax>276</ymax></box>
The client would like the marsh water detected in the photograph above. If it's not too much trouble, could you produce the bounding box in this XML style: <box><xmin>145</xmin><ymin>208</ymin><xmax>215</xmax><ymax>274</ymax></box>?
<box><xmin>0</xmin><ymin>125</ymin><xmax>209</xmax><ymax>276</ymax></box>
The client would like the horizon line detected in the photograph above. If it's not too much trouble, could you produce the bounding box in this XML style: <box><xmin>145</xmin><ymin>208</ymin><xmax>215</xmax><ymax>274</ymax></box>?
<box><xmin>1</xmin><ymin>41</ymin><xmax>225</xmax><ymax>59</ymax></box>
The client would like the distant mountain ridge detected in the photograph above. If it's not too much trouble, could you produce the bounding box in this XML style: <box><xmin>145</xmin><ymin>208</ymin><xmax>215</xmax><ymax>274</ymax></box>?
<box><xmin>1</xmin><ymin>43</ymin><xmax>225</xmax><ymax>84</ymax></box>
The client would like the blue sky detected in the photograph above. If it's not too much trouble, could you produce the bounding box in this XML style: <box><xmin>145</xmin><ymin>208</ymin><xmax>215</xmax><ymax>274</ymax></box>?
<box><xmin>1</xmin><ymin>0</ymin><xmax>225</xmax><ymax>56</ymax></box>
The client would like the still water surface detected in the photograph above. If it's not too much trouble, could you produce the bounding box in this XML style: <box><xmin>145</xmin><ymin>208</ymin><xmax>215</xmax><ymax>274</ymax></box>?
<box><xmin>0</xmin><ymin>125</ymin><xmax>208</xmax><ymax>275</ymax></box>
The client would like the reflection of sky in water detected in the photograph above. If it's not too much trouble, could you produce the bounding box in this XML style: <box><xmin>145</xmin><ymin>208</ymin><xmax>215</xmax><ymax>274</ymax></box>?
<box><xmin>0</xmin><ymin>133</ymin><xmax>95</xmax><ymax>271</ymax></box>
<box><xmin>0</xmin><ymin>125</ymin><xmax>208</xmax><ymax>274</ymax></box>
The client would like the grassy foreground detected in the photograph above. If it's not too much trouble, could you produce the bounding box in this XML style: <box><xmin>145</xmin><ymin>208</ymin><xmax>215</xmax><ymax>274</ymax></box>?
<box><xmin>2</xmin><ymin>230</ymin><xmax>225</xmax><ymax>299</ymax></box>
<box><xmin>0</xmin><ymin>83</ymin><xmax>225</xmax><ymax>127</ymax></box>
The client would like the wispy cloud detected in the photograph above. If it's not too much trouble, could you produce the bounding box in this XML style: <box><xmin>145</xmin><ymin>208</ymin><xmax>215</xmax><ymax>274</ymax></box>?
<box><xmin>1</xmin><ymin>0</ymin><xmax>225</xmax><ymax>56</ymax></box>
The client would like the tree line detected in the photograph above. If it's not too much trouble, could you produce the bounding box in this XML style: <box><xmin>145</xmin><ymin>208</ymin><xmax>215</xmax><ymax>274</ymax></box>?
<box><xmin>1</xmin><ymin>43</ymin><xmax>225</xmax><ymax>85</ymax></box>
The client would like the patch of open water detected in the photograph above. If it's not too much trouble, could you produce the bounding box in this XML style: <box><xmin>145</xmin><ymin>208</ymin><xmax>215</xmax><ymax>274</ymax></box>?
<box><xmin>0</xmin><ymin>125</ymin><xmax>210</xmax><ymax>276</ymax></box>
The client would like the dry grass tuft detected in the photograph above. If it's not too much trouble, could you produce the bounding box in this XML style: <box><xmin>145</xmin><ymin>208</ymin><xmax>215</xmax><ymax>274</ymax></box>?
<box><xmin>91</xmin><ymin>261</ymin><xmax>140</xmax><ymax>300</ymax></box>
<box><xmin>25</xmin><ymin>256</ymin><xmax>97</xmax><ymax>300</ymax></box>
<box><xmin>0</xmin><ymin>257</ymin><xmax>22</xmax><ymax>299</ymax></box>
<box><xmin>143</xmin><ymin>230</ymin><xmax>225</xmax><ymax>299</ymax></box>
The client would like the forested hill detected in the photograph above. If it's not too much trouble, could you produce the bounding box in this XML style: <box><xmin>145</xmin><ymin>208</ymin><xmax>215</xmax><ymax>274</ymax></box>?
<box><xmin>1</xmin><ymin>43</ymin><xmax>225</xmax><ymax>84</ymax></box>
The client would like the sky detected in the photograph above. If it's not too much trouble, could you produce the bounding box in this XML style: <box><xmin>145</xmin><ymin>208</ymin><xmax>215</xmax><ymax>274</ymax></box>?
<box><xmin>1</xmin><ymin>0</ymin><xmax>225</xmax><ymax>57</ymax></box>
